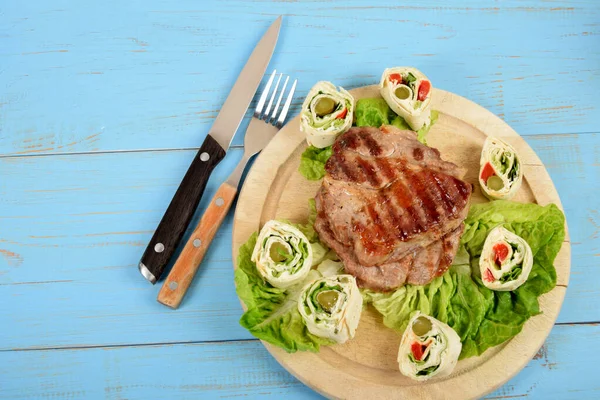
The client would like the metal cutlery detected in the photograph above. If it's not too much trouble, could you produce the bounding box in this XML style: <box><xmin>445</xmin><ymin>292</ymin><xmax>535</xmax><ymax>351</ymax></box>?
<box><xmin>138</xmin><ymin>16</ymin><xmax>282</xmax><ymax>284</ymax></box>
<box><xmin>157</xmin><ymin>71</ymin><xmax>298</xmax><ymax>308</ymax></box>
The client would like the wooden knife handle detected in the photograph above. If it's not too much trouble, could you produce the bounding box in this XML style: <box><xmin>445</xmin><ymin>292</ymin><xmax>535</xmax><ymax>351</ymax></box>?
<box><xmin>138</xmin><ymin>134</ymin><xmax>226</xmax><ymax>284</ymax></box>
<box><xmin>157</xmin><ymin>182</ymin><xmax>237</xmax><ymax>308</ymax></box>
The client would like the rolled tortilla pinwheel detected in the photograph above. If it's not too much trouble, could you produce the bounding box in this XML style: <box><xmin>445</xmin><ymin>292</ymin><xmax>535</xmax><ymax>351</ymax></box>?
<box><xmin>398</xmin><ymin>312</ymin><xmax>462</xmax><ymax>381</ymax></box>
<box><xmin>479</xmin><ymin>137</ymin><xmax>523</xmax><ymax>200</ymax></box>
<box><xmin>379</xmin><ymin>67</ymin><xmax>432</xmax><ymax>131</ymax></box>
<box><xmin>479</xmin><ymin>226</ymin><xmax>533</xmax><ymax>291</ymax></box>
<box><xmin>300</xmin><ymin>81</ymin><xmax>354</xmax><ymax>149</ymax></box>
<box><xmin>251</xmin><ymin>220</ymin><xmax>313</xmax><ymax>289</ymax></box>
<box><xmin>297</xmin><ymin>274</ymin><xmax>363</xmax><ymax>344</ymax></box>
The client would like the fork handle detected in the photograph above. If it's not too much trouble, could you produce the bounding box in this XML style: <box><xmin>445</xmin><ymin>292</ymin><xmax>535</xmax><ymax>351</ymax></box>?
<box><xmin>157</xmin><ymin>182</ymin><xmax>237</xmax><ymax>309</ymax></box>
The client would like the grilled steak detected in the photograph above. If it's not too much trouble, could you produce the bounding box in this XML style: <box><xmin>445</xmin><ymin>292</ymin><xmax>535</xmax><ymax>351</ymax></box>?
<box><xmin>314</xmin><ymin>125</ymin><xmax>472</xmax><ymax>290</ymax></box>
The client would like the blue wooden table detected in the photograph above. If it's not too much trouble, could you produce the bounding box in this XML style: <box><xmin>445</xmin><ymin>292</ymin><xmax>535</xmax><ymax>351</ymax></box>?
<box><xmin>1</xmin><ymin>1</ymin><xmax>598</xmax><ymax>398</ymax></box>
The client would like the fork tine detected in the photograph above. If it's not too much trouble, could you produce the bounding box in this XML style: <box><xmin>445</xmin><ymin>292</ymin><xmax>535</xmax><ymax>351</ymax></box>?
<box><xmin>254</xmin><ymin>70</ymin><xmax>276</xmax><ymax>117</ymax></box>
<box><xmin>263</xmin><ymin>73</ymin><xmax>282</xmax><ymax>119</ymax></box>
<box><xmin>276</xmin><ymin>79</ymin><xmax>297</xmax><ymax>127</ymax></box>
<box><xmin>270</xmin><ymin>76</ymin><xmax>289</xmax><ymax>122</ymax></box>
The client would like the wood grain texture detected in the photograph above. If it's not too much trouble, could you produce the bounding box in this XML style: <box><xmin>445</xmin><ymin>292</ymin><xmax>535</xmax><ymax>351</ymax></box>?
<box><xmin>0</xmin><ymin>0</ymin><xmax>598</xmax><ymax>398</ymax></box>
<box><xmin>0</xmin><ymin>324</ymin><xmax>598</xmax><ymax>400</ymax></box>
<box><xmin>158</xmin><ymin>182</ymin><xmax>237</xmax><ymax>308</ymax></box>
<box><xmin>232</xmin><ymin>86</ymin><xmax>569</xmax><ymax>399</ymax></box>
<box><xmin>1</xmin><ymin>1</ymin><xmax>599</xmax><ymax>156</ymax></box>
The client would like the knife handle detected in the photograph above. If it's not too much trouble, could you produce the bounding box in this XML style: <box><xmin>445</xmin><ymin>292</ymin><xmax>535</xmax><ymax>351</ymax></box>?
<box><xmin>157</xmin><ymin>182</ymin><xmax>237</xmax><ymax>308</ymax></box>
<box><xmin>139</xmin><ymin>134</ymin><xmax>226</xmax><ymax>284</ymax></box>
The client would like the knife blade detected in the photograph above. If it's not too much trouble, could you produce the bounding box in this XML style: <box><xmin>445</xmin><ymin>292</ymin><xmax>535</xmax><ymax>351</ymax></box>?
<box><xmin>139</xmin><ymin>16</ymin><xmax>282</xmax><ymax>284</ymax></box>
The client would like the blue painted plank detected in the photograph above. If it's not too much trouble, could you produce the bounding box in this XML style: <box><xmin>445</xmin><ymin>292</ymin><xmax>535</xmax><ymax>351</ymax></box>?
<box><xmin>1</xmin><ymin>0</ymin><xmax>599</xmax><ymax>156</ymax></box>
<box><xmin>0</xmin><ymin>324</ymin><xmax>598</xmax><ymax>399</ymax></box>
<box><xmin>527</xmin><ymin>133</ymin><xmax>600</xmax><ymax>325</ymax></box>
<box><xmin>0</xmin><ymin>132</ymin><xmax>597</xmax><ymax>351</ymax></box>
<box><xmin>1</xmin><ymin>1</ymin><xmax>598</xmax><ymax>398</ymax></box>
<box><xmin>0</xmin><ymin>148</ymin><xmax>253</xmax><ymax>350</ymax></box>
<box><xmin>0</xmin><ymin>340</ymin><xmax>321</xmax><ymax>399</ymax></box>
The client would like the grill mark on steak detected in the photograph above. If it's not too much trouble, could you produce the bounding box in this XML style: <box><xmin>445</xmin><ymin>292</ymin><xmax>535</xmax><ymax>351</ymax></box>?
<box><xmin>314</xmin><ymin>126</ymin><xmax>472</xmax><ymax>290</ymax></box>
<box><xmin>360</xmin><ymin>130</ymin><xmax>383</xmax><ymax>156</ymax></box>
<box><xmin>335</xmin><ymin>129</ymin><xmax>361</xmax><ymax>152</ymax></box>
<box><xmin>375</xmin><ymin>158</ymin><xmax>396</xmax><ymax>181</ymax></box>
<box><xmin>421</xmin><ymin>169</ymin><xmax>448</xmax><ymax>222</ymax></box>
<box><xmin>434</xmin><ymin>172</ymin><xmax>466</xmax><ymax>217</ymax></box>
<box><xmin>386</xmin><ymin>178</ymin><xmax>418</xmax><ymax>239</ymax></box>
<box><xmin>367</xmin><ymin>202</ymin><xmax>396</xmax><ymax>256</ymax></box>
<box><xmin>395</xmin><ymin>163</ymin><xmax>428</xmax><ymax>235</ymax></box>
<box><xmin>376</xmin><ymin>191</ymin><xmax>404</xmax><ymax>243</ymax></box>
<box><xmin>408</xmin><ymin>167</ymin><xmax>441</xmax><ymax>227</ymax></box>
<box><xmin>356</xmin><ymin>157</ymin><xmax>381</xmax><ymax>187</ymax></box>
<box><xmin>431</xmin><ymin>172</ymin><xmax>455</xmax><ymax>214</ymax></box>
<box><xmin>337</xmin><ymin>153</ymin><xmax>359</xmax><ymax>183</ymax></box>
<box><xmin>413</xmin><ymin>147</ymin><xmax>424</xmax><ymax>161</ymax></box>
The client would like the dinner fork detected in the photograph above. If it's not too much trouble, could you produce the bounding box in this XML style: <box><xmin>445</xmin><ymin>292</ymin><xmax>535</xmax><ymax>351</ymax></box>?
<box><xmin>157</xmin><ymin>71</ymin><xmax>298</xmax><ymax>308</ymax></box>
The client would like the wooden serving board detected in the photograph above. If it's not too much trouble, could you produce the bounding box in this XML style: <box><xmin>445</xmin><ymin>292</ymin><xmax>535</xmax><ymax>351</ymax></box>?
<box><xmin>231</xmin><ymin>86</ymin><xmax>570</xmax><ymax>400</ymax></box>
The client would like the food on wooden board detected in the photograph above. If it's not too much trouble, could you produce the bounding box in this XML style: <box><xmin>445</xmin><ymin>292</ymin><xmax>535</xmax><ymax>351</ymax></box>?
<box><xmin>314</xmin><ymin>125</ymin><xmax>472</xmax><ymax>291</ymax></box>
<box><xmin>380</xmin><ymin>67</ymin><xmax>432</xmax><ymax>131</ymax></box>
<box><xmin>479</xmin><ymin>137</ymin><xmax>523</xmax><ymax>200</ymax></box>
<box><xmin>236</xmin><ymin>68</ymin><xmax>566</xmax><ymax>359</ymax></box>
<box><xmin>298</xmin><ymin>273</ymin><xmax>363</xmax><ymax>343</ymax></box>
<box><xmin>479</xmin><ymin>226</ymin><xmax>533</xmax><ymax>291</ymax></box>
<box><xmin>300</xmin><ymin>81</ymin><xmax>355</xmax><ymax>148</ymax></box>
<box><xmin>251</xmin><ymin>220</ymin><xmax>313</xmax><ymax>289</ymax></box>
<box><xmin>398</xmin><ymin>312</ymin><xmax>461</xmax><ymax>381</ymax></box>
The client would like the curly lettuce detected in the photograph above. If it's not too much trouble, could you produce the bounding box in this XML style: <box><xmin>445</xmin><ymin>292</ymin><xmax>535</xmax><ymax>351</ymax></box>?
<box><xmin>298</xmin><ymin>145</ymin><xmax>333</xmax><ymax>181</ymax></box>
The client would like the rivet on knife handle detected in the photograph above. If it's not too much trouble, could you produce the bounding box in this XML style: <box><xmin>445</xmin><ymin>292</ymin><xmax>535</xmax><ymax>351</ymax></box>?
<box><xmin>157</xmin><ymin>182</ymin><xmax>237</xmax><ymax>308</ymax></box>
<box><xmin>138</xmin><ymin>134</ymin><xmax>226</xmax><ymax>284</ymax></box>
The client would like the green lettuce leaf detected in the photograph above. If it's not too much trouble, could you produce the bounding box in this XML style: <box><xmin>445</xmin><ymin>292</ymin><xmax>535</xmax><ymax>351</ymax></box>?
<box><xmin>365</xmin><ymin>200</ymin><xmax>565</xmax><ymax>359</ymax></box>
<box><xmin>234</xmin><ymin>232</ymin><xmax>333</xmax><ymax>352</ymax></box>
<box><xmin>355</xmin><ymin>98</ymin><xmax>437</xmax><ymax>145</ymax></box>
<box><xmin>298</xmin><ymin>145</ymin><xmax>333</xmax><ymax>181</ymax></box>
<box><xmin>355</xmin><ymin>98</ymin><xmax>391</xmax><ymax>127</ymax></box>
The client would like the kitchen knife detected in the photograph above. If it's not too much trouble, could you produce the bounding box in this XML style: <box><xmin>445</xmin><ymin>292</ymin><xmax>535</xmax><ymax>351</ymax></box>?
<box><xmin>156</xmin><ymin>73</ymin><xmax>297</xmax><ymax>309</ymax></box>
<box><xmin>139</xmin><ymin>16</ymin><xmax>282</xmax><ymax>284</ymax></box>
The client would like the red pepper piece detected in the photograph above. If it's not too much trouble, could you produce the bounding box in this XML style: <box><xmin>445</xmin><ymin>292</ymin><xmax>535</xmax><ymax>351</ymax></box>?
<box><xmin>484</xmin><ymin>268</ymin><xmax>495</xmax><ymax>282</ymax></box>
<box><xmin>411</xmin><ymin>342</ymin><xmax>425</xmax><ymax>361</ymax></box>
<box><xmin>336</xmin><ymin>108</ymin><xmax>348</xmax><ymax>119</ymax></box>
<box><xmin>493</xmin><ymin>243</ymin><xmax>510</xmax><ymax>266</ymax></box>
<box><xmin>389</xmin><ymin>73</ymin><xmax>403</xmax><ymax>84</ymax></box>
<box><xmin>417</xmin><ymin>80</ymin><xmax>431</xmax><ymax>101</ymax></box>
<box><xmin>480</xmin><ymin>162</ymin><xmax>496</xmax><ymax>183</ymax></box>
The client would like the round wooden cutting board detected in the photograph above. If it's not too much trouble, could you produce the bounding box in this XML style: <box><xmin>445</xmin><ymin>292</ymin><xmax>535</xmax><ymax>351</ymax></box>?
<box><xmin>231</xmin><ymin>86</ymin><xmax>570</xmax><ymax>400</ymax></box>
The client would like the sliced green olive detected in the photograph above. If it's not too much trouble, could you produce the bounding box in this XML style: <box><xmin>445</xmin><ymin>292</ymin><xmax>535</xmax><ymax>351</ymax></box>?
<box><xmin>394</xmin><ymin>85</ymin><xmax>411</xmax><ymax>100</ymax></box>
<box><xmin>487</xmin><ymin>175</ymin><xmax>505</xmax><ymax>191</ymax></box>
<box><xmin>269</xmin><ymin>242</ymin><xmax>289</xmax><ymax>263</ymax></box>
<box><xmin>314</xmin><ymin>97</ymin><xmax>336</xmax><ymax>117</ymax></box>
<box><xmin>317</xmin><ymin>290</ymin><xmax>339</xmax><ymax>312</ymax></box>
<box><xmin>412</xmin><ymin>316</ymin><xmax>433</xmax><ymax>336</ymax></box>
